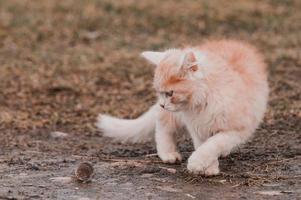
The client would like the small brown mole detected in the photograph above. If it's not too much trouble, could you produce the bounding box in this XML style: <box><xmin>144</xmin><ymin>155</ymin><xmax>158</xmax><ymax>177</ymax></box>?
<box><xmin>74</xmin><ymin>162</ymin><xmax>94</xmax><ymax>182</ymax></box>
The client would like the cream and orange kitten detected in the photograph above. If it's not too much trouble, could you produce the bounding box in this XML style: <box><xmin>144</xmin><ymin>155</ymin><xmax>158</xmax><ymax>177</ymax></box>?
<box><xmin>97</xmin><ymin>40</ymin><xmax>269</xmax><ymax>176</ymax></box>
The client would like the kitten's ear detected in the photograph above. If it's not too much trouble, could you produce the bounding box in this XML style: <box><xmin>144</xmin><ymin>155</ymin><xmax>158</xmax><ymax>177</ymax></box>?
<box><xmin>141</xmin><ymin>51</ymin><xmax>166</xmax><ymax>65</ymax></box>
<box><xmin>182</xmin><ymin>51</ymin><xmax>198</xmax><ymax>72</ymax></box>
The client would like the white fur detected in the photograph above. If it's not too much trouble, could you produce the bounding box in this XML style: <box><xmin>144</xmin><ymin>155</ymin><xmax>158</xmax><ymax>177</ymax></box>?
<box><xmin>96</xmin><ymin>105</ymin><xmax>158</xmax><ymax>143</ymax></box>
<box><xmin>97</xmin><ymin>40</ymin><xmax>269</xmax><ymax>176</ymax></box>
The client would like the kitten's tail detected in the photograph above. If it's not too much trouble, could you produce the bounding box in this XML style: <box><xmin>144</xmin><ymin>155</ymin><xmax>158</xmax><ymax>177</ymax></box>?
<box><xmin>96</xmin><ymin>105</ymin><xmax>158</xmax><ymax>143</ymax></box>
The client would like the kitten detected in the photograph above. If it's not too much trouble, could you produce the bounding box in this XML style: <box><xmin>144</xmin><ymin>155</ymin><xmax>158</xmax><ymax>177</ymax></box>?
<box><xmin>97</xmin><ymin>39</ymin><xmax>269</xmax><ymax>176</ymax></box>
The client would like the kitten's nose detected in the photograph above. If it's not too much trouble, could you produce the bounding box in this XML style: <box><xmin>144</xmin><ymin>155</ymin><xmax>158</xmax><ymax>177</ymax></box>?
<box><xmin>160</xmin><ymin>104</ymin><xmax>165</xmax><ymax>108</ymax></box>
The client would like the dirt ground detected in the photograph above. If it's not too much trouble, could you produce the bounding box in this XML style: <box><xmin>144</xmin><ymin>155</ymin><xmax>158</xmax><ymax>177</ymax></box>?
<box><xmin>0</xmin><ymin>0</ymin><xmax>300</xmax><ymax>199</ymax></box>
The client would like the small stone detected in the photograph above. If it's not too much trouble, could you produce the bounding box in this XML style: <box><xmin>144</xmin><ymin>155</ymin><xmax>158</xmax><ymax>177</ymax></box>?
<box><xmin>157</xmin><ymin>186</ymin><xmax>181</xmax><ymax>193</ymax></box>
<box><xmin>159</xmin><ymin>166</ymin><xmax>177</xmax><ymax>174</ymax></box>
<box><xmin>141</xmin><ymin>173</ymin><xmax>153</xmax><ymax>178</ymax></box>
<box><xmin>74</xmin><ymin>162</ymin><xmax>94</xmax><ymax>182</ymax></box>
<box><xmin>50</xmin><ymin>131</ymin><xmax>69</xmax><ymax>139</ymax></box>
<box><xmin>50</xmin><ymin>177</ymin><xmax>72</xmax><ymax>184</ymax></box>
<box><xmin>186</xmin><ymin>194</ymin><xmax>196</xmax><ymax>199</ymax></box>
<box><xmin>256</xmin><ymin>191</ymin><xmax>283</xmax><ymax>196</ymax></box>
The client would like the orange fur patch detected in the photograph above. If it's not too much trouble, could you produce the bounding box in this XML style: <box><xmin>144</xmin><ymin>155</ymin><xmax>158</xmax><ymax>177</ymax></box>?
<box><xmin>165</xmin><ymin>76</ymin><xmax>183</xmax><ymax>85</ymax></box>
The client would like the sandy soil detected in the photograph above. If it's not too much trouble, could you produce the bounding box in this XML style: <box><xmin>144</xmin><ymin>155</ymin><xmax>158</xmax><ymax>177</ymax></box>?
<box><xmin>0</xmin><ymin>0</ymin><xmax>300</xmax><ymax>199</ymax></box>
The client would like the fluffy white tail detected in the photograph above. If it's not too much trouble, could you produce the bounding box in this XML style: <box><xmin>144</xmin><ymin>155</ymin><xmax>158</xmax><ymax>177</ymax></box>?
<box><xmin>96</xmin><ymin>105</ymin><xmax>158</xmax><ymax>143</ymax></box>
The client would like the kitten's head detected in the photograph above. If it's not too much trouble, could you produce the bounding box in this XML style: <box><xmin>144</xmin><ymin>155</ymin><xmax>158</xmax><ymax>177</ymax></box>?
<box><xmin>141</xmin><ymin>48</ymin><xmax>209</xmax><ymax>112</ymax></box>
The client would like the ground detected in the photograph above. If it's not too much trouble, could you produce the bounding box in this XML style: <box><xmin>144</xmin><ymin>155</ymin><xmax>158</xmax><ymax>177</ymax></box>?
<box><xmin>0</xmin><ymin>0</ymin><xmax>300</xmax><ymax>199</ymax></box>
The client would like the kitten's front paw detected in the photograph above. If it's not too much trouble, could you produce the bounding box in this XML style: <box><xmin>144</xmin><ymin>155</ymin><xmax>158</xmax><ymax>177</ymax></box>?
<box><xmin>187</xmin><ymin>152</ymin><xmax>220</xmax><ymax>176</ymax></box>
<box><xmin>158</xmin><ymin>152</ymin><xmax>182</xmax><ymax>164</ymax></box>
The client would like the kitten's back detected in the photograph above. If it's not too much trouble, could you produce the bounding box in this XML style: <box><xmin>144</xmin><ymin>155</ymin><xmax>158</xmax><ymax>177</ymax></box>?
<box><xmin>200</xmin><ymin>40</ymin><xmax>267</xmax><ymax>82</ymax></box>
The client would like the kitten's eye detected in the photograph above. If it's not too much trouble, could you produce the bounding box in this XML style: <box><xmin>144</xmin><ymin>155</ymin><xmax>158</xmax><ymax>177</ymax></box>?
<box><xmin>165</xmin><ymin>91</ymin><xmax>174</xmax><ymax>97</ymax></box>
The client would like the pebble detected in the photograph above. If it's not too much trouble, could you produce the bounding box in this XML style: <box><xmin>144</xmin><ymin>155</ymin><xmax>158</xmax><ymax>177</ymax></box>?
<box><xmin>50</xmin><ymin>177</ymin><xmax>72</xmax><ymax>184</ymax></box>
<box><xmin>50</xmin><ymin>131</ymin><xmax>69</xmax><ymax>139</ymax></box>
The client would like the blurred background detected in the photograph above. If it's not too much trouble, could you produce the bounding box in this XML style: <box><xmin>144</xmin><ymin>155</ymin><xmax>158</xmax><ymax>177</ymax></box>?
<box><xmin>0</xmin><ymin>0</ymin><xmax>300</xmax><ymax>199</ymax></box>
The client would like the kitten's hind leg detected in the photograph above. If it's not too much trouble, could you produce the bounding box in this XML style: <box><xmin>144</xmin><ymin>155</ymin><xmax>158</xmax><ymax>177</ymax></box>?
<box><xmin>187</xmin><ymin>130</ymin><xmax>250</xmax><ymax>176</ymax></box>
<box><xmin>155</xmin><ymin>110</ymin><xmax>182</xmax><ymax>164</ymax></box>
